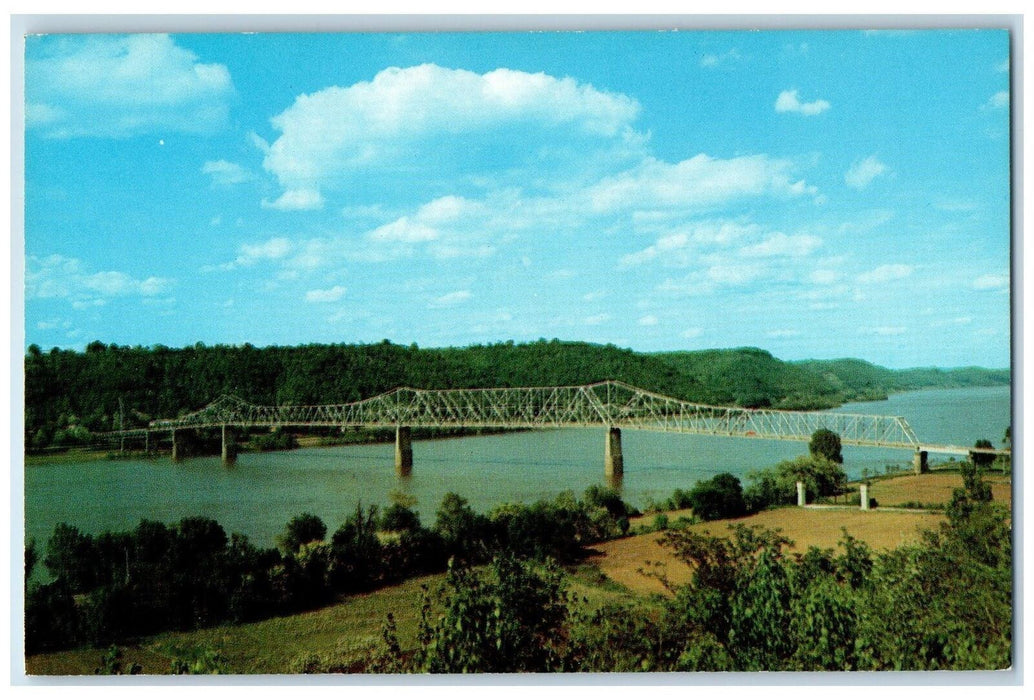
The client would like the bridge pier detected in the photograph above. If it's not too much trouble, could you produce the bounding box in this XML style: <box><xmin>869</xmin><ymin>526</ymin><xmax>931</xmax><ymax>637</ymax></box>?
<box><xmin>221</xmin><ymin>425</ymin><xmax>237</xmax><ymax>465</ymax></box>
<box><xmin>395</xmin><ymin>426</ymin><xmax>413</xmax><ymax>477</ymax></box>
<box><xmin>171</xmin><ymin>429</ymin><xmax>182</xmax><ymax>462</ymax></box>
<box><xmin>796</xmin><ymin>481</ymin><xmax>806</xmax><ymax>506</ymax></box>
<box><xmin>605</xmin><ymin>427</ymin><xmax>623</xmax><ymax>478</ymax></box>
<box><xmin>860</xmin><ymin>483</ymin><xmax>870</xmax><ymax>511</ymax></box>
<box><xmin>912</xmin><ymin>450</ymin><xmax>928</xmax><ymax>475</ymax></box>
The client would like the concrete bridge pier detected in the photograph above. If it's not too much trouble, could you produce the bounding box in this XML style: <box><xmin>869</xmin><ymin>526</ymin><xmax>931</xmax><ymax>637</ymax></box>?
<box><xmin>171</xmin><ymin>429</ymin><xmax>182</xmax><ymax>462</ymax></box>
<box><xmin>860</xmin><ymin>483</ymin><xmax>870</xmax><ymax>511</ymax></box>
<box><xmin>395</xmin><ymin>426</ymin><xmax>413</xmax><ymax>477</ymax></box>
<box><xmin>605</xmin><ymin>427</ymin><xmax>623</xmax><ymax>478</ymax></box>
<box><xmin>796</xmin><ymin>481</ymin><xmax>806</xmax><ymax>506</ymax></box>
<box><xmin>913</xmin><ymin>450</ymin><xmax>928</xmax><ymax>475</ymax></box>
<box><xmin>221</xmin><ymin>424</ymin><xmax>237</xmax><ymax>464</ymax></box>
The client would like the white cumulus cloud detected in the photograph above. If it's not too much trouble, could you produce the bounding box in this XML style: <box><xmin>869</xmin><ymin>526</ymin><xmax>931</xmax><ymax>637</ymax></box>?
<box><xmin>588</xmin><ymin>154</ymin><xmax>816</xmax><ymax>213</ymax></box>
<box><xmin>26</xmin><ymin>34</ymin><xmax>233</xmax><ymax>138</ymax></box>
<box><xmin>26</xmin><ymin>254</ymin><xmax>171</xmax><ymax>305</ymax></box>
<box><xmin>845</xmin><ymin>156</ymin><xmax>888</xmax><ymax>189</ymax></box>
<box><xmin>261</xmin><ymin>63</ymin><xmax>641</xmax><ymax>209</ymax></box>
<box><xmin>774</xmin><ymin>89</ymin><xmax>831</xmax><ymax>116</ymax></box>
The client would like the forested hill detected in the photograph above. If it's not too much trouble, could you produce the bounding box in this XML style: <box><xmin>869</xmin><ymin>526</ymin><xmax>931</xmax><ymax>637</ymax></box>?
<box><xmin>24</xmin><ymin>340</ymin><xmax>1009</xmax><ymax>449</ymax></box>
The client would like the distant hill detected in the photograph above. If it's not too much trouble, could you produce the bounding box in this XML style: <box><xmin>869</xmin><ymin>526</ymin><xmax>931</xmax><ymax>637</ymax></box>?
<box><xmin>24</xmin><ymin>339</ymin><xmax>1010</xmax><ymax>449</ymax></box>
<box><xmin>795</xmin><ymin>358</ymin><xmax>1011</xmax><ymax>401</ymax></box>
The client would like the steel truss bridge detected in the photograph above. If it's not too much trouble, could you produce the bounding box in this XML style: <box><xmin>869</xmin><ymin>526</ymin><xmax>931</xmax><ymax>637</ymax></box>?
<box><xmin>134</xmin><ymin>380</ymin><xmax>1004</xmax><ymax>458</ymax></box>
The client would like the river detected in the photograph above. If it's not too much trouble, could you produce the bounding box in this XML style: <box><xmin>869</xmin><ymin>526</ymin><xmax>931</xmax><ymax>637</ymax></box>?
<box><xmin>22</xmin><ymin>385</ymin><xmax>1011</xmax><ymax>550</ymax></box>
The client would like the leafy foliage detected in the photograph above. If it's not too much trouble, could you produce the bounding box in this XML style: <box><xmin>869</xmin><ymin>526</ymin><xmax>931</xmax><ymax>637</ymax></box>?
<box><xmin>278</xmin><ymin>513</ymin><xmax>327</xmax><ymax>554</ymax></box>
<box><xmin>412</xmin><ymin>555</ymin><xmax>571</xmax><ymax>673</ymax></box>
<box><xmin>809</xmin><ymin>428</ymin><xmax>843</xmax><ymax>464</ymax></box>
<box><xmin>686</xmin><ymin>473</ymin><xmax>746</xmax><ymax>521</ymax></box>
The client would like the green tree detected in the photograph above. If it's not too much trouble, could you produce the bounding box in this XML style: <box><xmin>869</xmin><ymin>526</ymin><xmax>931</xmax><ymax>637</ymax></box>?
<box><xmin>687</xmin><ymin>473</ymin><xmax>746</xmax><ymax>521</ymax></box>
<box><xmin>809</xmin><ymin>428</ymin><xmax>843</xmax><ymax>464</ymax></box>
<box><xmin>775</xmin><ymin>455</ymin><xmax>848</xmax><ymax>501</ymax></box>
<box><xmin>433</xmin><ymin>492</ymin><xmax>489</xmax><ymax>563</ymax></box>
<box><xmin>379</xmin><ymin>503</ymin><xmax>421</xmax><ymax>532</ymax></box>
<box><xmin>329</xmin><ymin>504</ymin><xmax>382</xmax><ymax>592</ymax></box>
<box><xmin>279</xmin><ymin>513</ymin><xmax>327</xmax><ymax>553</ymax></box>
<box><xmin>44</xmin><ymin>523</ymin><xmax>98</xmax><ymax>593</ymax></box>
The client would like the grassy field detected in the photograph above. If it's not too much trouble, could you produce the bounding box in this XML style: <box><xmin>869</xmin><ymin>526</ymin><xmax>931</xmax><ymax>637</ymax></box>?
<box><xmin>590</xmin><ymin>508</ymin><xmax>946</xmax><ymax>595</ymax></box>
<box><xmin>24</xmin><ymin>469</ymin><xmax>1011</xmax><ymax>675</ymax></box>
<box><xmin>869</xmin><ymin>470</ymin><xmax>1011</xmax><ymax>508</ymax></box>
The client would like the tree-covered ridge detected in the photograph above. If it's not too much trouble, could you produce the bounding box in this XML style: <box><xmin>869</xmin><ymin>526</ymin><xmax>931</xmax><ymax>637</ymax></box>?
<box><xmin>24</xmin><ymin>339</ymin><xmax>1009</xmax><ymax>449</ymax></box>
<box><xmin>797</xmin><ymin>357</ymin><xmax>1012</xmax><ymax>400</ymax></box>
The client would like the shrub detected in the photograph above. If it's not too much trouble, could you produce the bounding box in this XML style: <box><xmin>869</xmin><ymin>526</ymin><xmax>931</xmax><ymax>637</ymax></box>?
<box><xmin>687</xmin><ymin>473</ymin><xmax>746</xmax><ymax>521</ymax></box>
<box><xmin>412</xmin><ymin>555</ymin><xmax>571</xmax><ymax>673</ymax></box>
<box><xmin>279</xmin><ymin>512</ymin><xmax>327</xmax><ymax>553</ymax></box>
<box><xmin>379</xmin><ymin>503</ymin><xmax>421</xmax><ymax>532</ymax></box>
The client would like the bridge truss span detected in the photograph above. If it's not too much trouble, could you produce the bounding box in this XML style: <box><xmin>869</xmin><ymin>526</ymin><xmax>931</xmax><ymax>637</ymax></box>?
<box><xmin>148</xmin><ymin>380</ymin><xmax>922</xmax><ymax>450</ymax></box>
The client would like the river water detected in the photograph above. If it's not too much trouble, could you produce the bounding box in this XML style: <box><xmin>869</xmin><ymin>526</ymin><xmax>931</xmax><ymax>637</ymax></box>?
<box><xmin>23</xmin><ymin>385</ymin><xmax>1011</xmax><ymax>549</ymax></box>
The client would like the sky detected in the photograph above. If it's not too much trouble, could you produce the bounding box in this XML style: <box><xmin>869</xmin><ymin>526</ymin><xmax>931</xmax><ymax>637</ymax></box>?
<box><xmin>21</xmin><ymin>29</ymin><xmax>1012</xmax><ymax>369</ymax></box>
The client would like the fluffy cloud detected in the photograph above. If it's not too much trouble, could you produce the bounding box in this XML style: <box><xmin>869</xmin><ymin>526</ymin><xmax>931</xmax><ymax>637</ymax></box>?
<box><xmin>857</xmin><ymin>264</ymin><xmax>913</xmax><ymax>284</ymax></box>
<box><xmin>204</xmin><ymin>237</ymin><xmax>293</xmax><ymax>272</ymax></box>
<box><xmin>261</xmin><ymin>64</ymin><xmax>641</xmax><ymax>208</ymax></box>
<box><xmin>202</xmin><ymin>160</ymin><xmax>253</xmax><ymax>186</ymax></box>
<box><xmin>774</xmin><ymin>89</ymin><xmax>831</xmax><ymax>116</ymax></box>
<box><xmin>845</xmin><ymin>156</ymin><xmax>888</xmax><ymax>189</ymax></box>
<box><xmin>26</xmin><ymin>254</ymin><xmax>171</xmax><ymax>305</ymax></box>
<box><xmin>588</xmin><ymin>154</ymin><xmax>815</xmax><ymax>213</ymax></box>
<box><xmin>26</xmin><ymin>34</ymin><xmax>232</xmax><ymax>138</ymax></box>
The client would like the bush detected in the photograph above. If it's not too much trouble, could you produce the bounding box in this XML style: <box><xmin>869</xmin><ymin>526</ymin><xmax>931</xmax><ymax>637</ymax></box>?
<box><xmin>687</xmin><ymin>473</ymin><xmax>746</xmax><ymax>521</ymax></box>
<box><xmin>379</xmin><ymin>503</ymin><xmax>421</xmax><ymax>532</ymax></box>
<box><xmin>411</xmin><ymin>555</ymin><xmax>571</xmax><ymax>673</ymax></box>
<box><xmin>279</xmin><ymin>513</ymin><xmax>327</xmax><ymax>553</ymax></box>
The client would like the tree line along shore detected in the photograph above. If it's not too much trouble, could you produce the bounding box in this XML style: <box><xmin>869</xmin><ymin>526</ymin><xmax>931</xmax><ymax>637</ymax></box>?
<box><xmin>25</xmin><ymin>339</ymin><xmax>1009</xmax><ymax>452</ymax></box>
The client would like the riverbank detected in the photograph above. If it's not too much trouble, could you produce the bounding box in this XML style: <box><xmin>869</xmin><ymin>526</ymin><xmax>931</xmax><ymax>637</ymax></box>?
<box><xmin>25</xmin><ymin>466</ymin><xmax>1010</xmax><ymax>675</ymax></box>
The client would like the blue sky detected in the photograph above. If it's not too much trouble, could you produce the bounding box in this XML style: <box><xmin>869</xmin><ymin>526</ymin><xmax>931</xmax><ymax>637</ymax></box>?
<box><xmin>22</xmin><ymin>30</ymin><xmax>1011</xmax><ymax>368</ymax></box>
